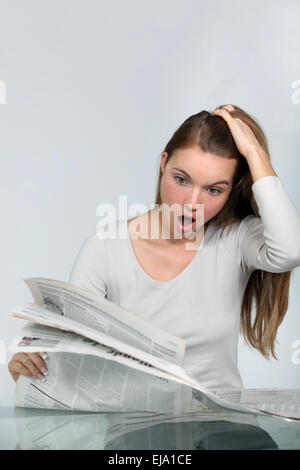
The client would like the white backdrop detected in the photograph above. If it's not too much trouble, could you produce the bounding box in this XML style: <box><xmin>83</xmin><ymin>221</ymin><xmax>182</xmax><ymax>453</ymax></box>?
<box><xmin>0</xmin><ymin>0</ymin><xmax>299</xmax><ymax>400</ymax></box>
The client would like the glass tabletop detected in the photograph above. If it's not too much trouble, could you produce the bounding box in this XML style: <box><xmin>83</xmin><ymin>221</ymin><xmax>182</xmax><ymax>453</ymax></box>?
<box><xmin>1</xmin><ymin>399</ymin><xmax>300</xmax><ymax>450</ymax></box>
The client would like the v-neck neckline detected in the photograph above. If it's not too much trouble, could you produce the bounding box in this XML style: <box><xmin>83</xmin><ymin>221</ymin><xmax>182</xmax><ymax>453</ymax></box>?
<box><xmin>124</xmin><ymin>218</ymin><xmax>213</xmax><ymax>287</ymax></box>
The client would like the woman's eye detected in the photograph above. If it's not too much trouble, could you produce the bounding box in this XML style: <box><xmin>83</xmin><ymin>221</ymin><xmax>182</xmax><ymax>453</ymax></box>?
<box><xmin>208</xmin><ymin>187</ymin><xmax>222</xmax><ymax>195</ymax></box>
<box><xmin>174</xmin><ymin>175</ymin><xmax>187</xmax><ymax>185</ymax></box>
<box><xmin>174</xmin><ymin>176</ymin><xmax>222</xmax><ymax>195</ymax></box>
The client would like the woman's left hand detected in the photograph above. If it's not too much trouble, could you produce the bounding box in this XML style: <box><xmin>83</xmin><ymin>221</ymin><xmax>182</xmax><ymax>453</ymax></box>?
<box><xmin>211</xmin><ymin>105</ymin><xmax>266</xmax><ymax>160</ymax></box>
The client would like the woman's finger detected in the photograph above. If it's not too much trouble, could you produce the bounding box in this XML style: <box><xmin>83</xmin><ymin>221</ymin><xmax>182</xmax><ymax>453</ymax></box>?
<box><xmin>212</xmin><ymin>107</ymin><xmax>235</xmax><ymax>120</ymax></box>
<box><xmin>212</xmin><ymin>108</ymin><xmax>240</xmax><ymax>134</ymax></box>
<box><xmin>214</xmin><ymin>104</ymin><xmax>235</xmax><ymax>112</ymax></box>
<box><xmin>8</xmin><ymin>360</ymin><xmax>32</xmax><ymax>382</ymax></box>
<box><xmin>27</xmin><ymin>352</ymin><xmax>48</xmax><ymax>376</ymax></box>
<box><xmin>38</xmin><ymin>351</ymin><xmax>48</xmax><ymax>361</ymax></box>
<box><xmin>211</xmin><ymin>108</ymin><xmax>253</xmax><ymax>157</ymax></box>
<box><xmin>222</xmin><ymin>104</ymin><xmax>235</xmax><ymax>112</ymax></box>
<box><xmin>11</xmin><ymin>353</ymin><xmax>43</xmax><ymax>377</ymax></box>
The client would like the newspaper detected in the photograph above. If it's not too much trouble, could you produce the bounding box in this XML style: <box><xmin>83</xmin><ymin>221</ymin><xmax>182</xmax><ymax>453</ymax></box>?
<box><xmin>8</xmin><ymin>277</ymin><xmax>300</xmax><ymax>421</ymax></box>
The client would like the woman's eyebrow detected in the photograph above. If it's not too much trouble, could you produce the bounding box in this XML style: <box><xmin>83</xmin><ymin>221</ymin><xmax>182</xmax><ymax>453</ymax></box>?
<box><xmin>171</xmin><ymin>167</ymin><xmax>230</xmax><ymax>186</ymax></box>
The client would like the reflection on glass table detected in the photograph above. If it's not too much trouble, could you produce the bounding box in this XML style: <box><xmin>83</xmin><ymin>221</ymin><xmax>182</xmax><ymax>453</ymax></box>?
<box><xmin>1</xmin><ymin>399</ymin><xmax>300</xmax><ymax>450</ymax></box>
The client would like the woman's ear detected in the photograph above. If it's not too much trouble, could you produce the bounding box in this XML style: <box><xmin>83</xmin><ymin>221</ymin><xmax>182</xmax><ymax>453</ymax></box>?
<box><xmin>160</xmin><ymin>152</ymin><xmax>168</xmax><ymax>174</ymax></box>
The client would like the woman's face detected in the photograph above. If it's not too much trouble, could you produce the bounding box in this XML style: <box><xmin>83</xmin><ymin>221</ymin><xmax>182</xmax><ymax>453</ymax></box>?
<box><xmin>159</xmin><ymin>146</ymin><xmax>238</xmax><ymax>243</ymax></box>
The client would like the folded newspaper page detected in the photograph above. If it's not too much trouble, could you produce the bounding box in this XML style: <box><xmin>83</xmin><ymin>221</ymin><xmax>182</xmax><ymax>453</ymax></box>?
<box><xmin>22</xmin><ymin>277</ymin><xmax>185</xmax><ymax>366</ymax></box>
<box><xmin>9</xmin><ymin>278</ymin><xmax>300</xmax><ymax>421</ymax></box>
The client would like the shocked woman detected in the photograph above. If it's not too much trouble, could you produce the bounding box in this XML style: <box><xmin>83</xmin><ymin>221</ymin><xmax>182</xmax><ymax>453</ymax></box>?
<box><xmin>8</xmin><ymin>104</ymin><xmax>300</xmax><ymax>391</ymax></box>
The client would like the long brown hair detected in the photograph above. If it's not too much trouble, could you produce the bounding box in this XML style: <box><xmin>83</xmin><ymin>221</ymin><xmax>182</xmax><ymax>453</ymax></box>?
<box><xmin>154</xmin><ymin>105</ymin><xmax>292</xmax><ymax>359</ymax></box>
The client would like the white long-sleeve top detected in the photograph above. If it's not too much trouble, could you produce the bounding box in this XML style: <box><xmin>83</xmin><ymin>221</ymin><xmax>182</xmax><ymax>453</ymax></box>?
<box><xmin>69</xmin><ymin>176</ymin><xmax>300</xmax><ymax>390</ymax></box>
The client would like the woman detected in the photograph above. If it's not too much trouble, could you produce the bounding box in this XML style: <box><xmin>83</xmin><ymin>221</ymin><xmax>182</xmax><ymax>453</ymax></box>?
<box><xmin>8</xmin><ymin>104</ymin><xmax>300</xmax><ymax>390</ymax></box>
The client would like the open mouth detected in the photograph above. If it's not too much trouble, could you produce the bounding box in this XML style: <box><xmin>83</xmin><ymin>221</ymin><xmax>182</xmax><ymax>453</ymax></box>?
<box><xmin>177</xmin><ymin>215</ymin><xmax>196</xmax><ymax>232</ymax></box>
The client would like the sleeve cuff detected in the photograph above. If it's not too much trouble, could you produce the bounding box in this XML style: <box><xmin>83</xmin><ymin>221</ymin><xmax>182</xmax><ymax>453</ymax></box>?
<box><xmin>251</xmin><ymin>175</ymin><xmax>280</xmax><ymax>191</ymax></box>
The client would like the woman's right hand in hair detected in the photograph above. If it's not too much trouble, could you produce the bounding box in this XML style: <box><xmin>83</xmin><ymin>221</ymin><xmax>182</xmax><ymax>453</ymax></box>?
<box><xmin>8</xmin><ymin>352</ymin><xmax>48</xmax><ymax>382</ymax></box>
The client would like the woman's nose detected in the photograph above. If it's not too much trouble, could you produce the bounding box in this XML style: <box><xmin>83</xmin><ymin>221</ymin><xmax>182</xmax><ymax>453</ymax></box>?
<box><xmin>183</xmin><ymin>202</ymin><xmax>204</xmax><ymax>219</ymax></box>
<box><xmin>184</xmin><ymin>189</ymin><xmax>204</xmax><ymax>208</ymax></box>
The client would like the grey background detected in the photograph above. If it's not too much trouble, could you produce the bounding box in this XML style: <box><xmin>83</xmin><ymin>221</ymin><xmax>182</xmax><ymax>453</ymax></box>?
<box><xmin>0</xmin><ymin>0</ymin><xmax>299</xmax><ymax>400</ymax></box>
